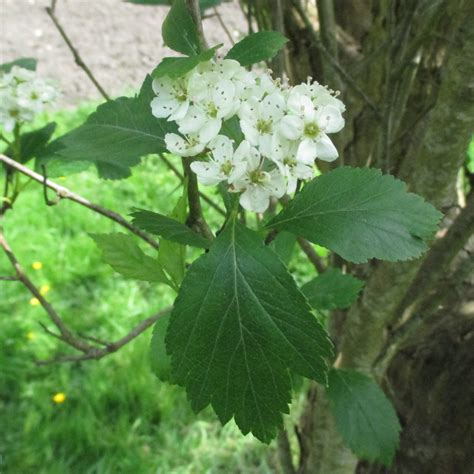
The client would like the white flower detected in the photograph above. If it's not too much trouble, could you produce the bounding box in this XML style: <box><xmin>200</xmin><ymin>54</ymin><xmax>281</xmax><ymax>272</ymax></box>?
<box><xmin>190</xmin><ymin>135</ymin><xmax>248</xmax><ymax>186</ymax></box>
<box><xmin>272</xmin><ymin>136</ymin><xmax>314</xmax><ymax>194</ymax></box>
<box><xmin>231</xmin><ymin>149</ymin><xmax>286</xmax><ymax>213</ymax></box>
<box><xmin>239</xmin><ymin>92</ymin><xmax>286</xmax><ymax>157</ymax></box>
<box><xmin>164</xmin><ymin>133</ymin><xmax>206</xmax><ymax>157</ymax></box>
<box><xmin>151</xmin><ymin>76</ymin><xmax>190</xmax><ymax>122</ymax></box>
<box><xmin>279</xmin><ymin>92</ymin><xmax>344</xmax><ymax>163</ymax></box>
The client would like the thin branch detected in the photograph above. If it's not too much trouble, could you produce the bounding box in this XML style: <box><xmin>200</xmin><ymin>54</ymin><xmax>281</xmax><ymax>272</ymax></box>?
<box><xmin>159</xmin><ymin>154</ymin><xmax>226</xmax><ymax>216</ymax></box>
<box><xmin>297</xmin><ymin>237</ymin><xmax>326</xmax><ymax>273</ymax></box>
<box><xmin>0</xmin><ymin>275</ymin><xmax>18</xmax><ymax>281</ymax></box>
<box><xmin>0</xmin><ymin>154</ymin><xmax>160</xmax><ymax>250</ymax></box>
<box><xmin>0</xmin><ymin>228</ymin><xmax>92</xmax><ymax>353</ymax></box>
<box><xmin>290</xmin><ymin>0</ymin><xmax>382</xmax><ymax>119</ymax></box>
<box><xmin>277</xmin><ymin>429</ymin><xmax>297</xmax><ymax>474</ymax></box>
<box><xmin>182</xmin><ymin>158</ymin><xmax>214</xmax><ymax>240</ymax></box>
<box><xmin>45</xmin><ymin>2</ymin><xmax>110</xmax><ymax>101</ymax></box>
<box><xmin>185</xmin><ymin>0</ymin><xmax>208</xmax><ymax>50</ymax></box>
<box><xmin>36</xmin><ymin>307</ymin><xmax>171</xmax><ymax>365</ymax></box>
<box><xmin>213</xmin><ymin>6</ymin><xmax>235</xmax><ymax>45</ymax></box>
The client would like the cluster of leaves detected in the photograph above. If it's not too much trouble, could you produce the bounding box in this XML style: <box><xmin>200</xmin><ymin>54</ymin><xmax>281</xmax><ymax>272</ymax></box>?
<box><xmin>1</xmin><ymin>0</ymin><xmax>443</xmax><ymax>467</ymax></box>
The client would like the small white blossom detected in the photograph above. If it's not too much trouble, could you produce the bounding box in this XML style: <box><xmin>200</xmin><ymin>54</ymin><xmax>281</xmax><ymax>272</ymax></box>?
<box><xmin>190</xmin><ymin>135</ymin><xmax>248</xmax><ymax>186</ymax></box>
<box><xmin>0</xmin><ymin>66</ymin><xmax>57</xmax><ymax>132</ymax></box>
<box><xmin>231</xmin><ymin>148</ymin><xmax>286</xmax><ymax>213</ymax></box>
<box><xmin>239</xmin><ymin>92</ymin><xmax>286</xmax><ymax>157</ymax></box>
<box><xmin>151</xmin><ymin>76</ymin><xmax>190</xmax><ymax>121</ymax></box>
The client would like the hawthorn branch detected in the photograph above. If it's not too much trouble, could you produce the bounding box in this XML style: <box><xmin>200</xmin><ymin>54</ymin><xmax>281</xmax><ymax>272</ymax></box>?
<box><xmin>297</xmin><ymin>237</ymin><xmax>326</xmax><ymax>273</ymax></box>
<box><xmin>0</xmin><ymin>154</ymin><xmax>160</xmax><ymax>251</ymax></box>
<box><xmin>0</xmin><ymin>228</ymin><xmax>92</xmax><ymax>353</ymax></box>
<box><xmin>213</xmin><ymin>6</ymin><xmax>235</xmax><ymax>45</ymax></box>
<box><xmin>159</xmin><ymin>154</ymin><xmax>225</xmax><ymax>216</ymax></box>
<box><xmin>0</xmin><ymin>275</ymin><xmax>18</xmax><ymax>281</ymax></box>
<box><xmin>36</xmin><ymin>307</ymin><xmax>171</xmax><ymax>365</ymax></box>
<box><xmin>45</xmin><ymin>1</ymin><xmax>110</xmax><ymax>101</ymax></box>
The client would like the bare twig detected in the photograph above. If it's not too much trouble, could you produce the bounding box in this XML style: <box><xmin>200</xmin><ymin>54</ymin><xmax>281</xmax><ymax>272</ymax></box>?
<box><xmin>277</xmin><ymin>429</ymin><xmax>297</xmax><ymax>474</ymax></box>
<box><xmin>45</xmin><ymin>2</ymin><xmax>110</xmax><ymax>101</ymax></box>
<box><xmin>0</xmin><ymin>154</ymin><xmax>160</xmax><ymax>250</ymax></box>
<box><xmin>0</xmin><ymin>275</ymin><xmax>18</xmax><ymax>281</ymax></box>
<box><xmin>0</xmin><ymin>228</ymin><xmax>92</xmax><ymax>353</ymax></box>
<box><xmin>36</xmin><ymin>307</ymin><xmax>171</xmax><ymax>365</ymax></box>
<box><xmin>213</xmin><ymin>6</ymin><xmax>235</xmax><ymax>45</ymax></box>
<box><xmin>185</xmin><ymin>0</ymin><xmax>208</xmax><ymax>50</ymax></box>
<box><xmin>297</xmin><ymin>237</ymin><xmax>326</xmax><ymax>273</ymax></box>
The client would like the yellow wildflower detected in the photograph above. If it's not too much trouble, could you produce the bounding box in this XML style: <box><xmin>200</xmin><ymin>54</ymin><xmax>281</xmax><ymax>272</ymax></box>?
<box><xmin>26</xmin><ymin>331</ymin><xmax>36</xmax><ymax>341</ymax></box>
<box><xmin>40</xmin><ymin>284</ymin><xmax>50</xmax><ymax>295</ymax></box>
<box><xmin>32</xmin><ymin>262</ymin><xmax>43</xmax><ymax>270</ymax></box>
<box><xmin>29</xmin><ymin>297</ymin><xmax>40</xmax><ymax>306</ymax></box>
<box><xmin>52</xmin><ymin>392</ymin><xmax>66</xmax><ymax>404</ymax></box>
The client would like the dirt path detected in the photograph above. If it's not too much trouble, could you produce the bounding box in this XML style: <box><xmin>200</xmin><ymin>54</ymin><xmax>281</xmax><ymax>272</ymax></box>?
<box><xmin>0</xmin><ymin>0</ymin><xmax>246</xmax><ymax>106</ymax></box>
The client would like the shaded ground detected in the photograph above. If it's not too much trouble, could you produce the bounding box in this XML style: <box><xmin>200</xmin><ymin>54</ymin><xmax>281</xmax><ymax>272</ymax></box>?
<box><xmin>0</xmin><ymin>0</ymin><xmax>246</xmax><ymax>105</ymax></box>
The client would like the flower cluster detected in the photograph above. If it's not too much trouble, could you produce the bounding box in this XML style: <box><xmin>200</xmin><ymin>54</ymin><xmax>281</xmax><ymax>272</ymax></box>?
<box><xmin>151</xmin><ymin>59</ymin><xmax>345</xmax><ymax>212</ymax></box>
<box><xmin>0</xmin><ymin>66</ymin><xmax>57</xmax><ymax>133</ymax></box>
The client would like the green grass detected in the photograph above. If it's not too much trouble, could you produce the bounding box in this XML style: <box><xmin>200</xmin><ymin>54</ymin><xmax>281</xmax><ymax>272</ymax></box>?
<box><xmin>0</xmin><ymin>104</ymin><xmax>318</xmax><ymax>474</ymax></box>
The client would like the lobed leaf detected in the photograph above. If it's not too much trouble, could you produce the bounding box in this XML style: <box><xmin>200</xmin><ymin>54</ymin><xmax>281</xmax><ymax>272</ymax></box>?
<box><xmin>162</xmin><ymin>0</ymin><xmax>202</xmax><ymax>56</ymax></box>
<box><xmin>131</xmin><ymin>208</ymin><xmax>211</xmax><ymax>248</ymax></box>
<box><xmin>152</xmin><ymin>45</ymin><xmax>220</xmax><ymax>79</ymax></box>
<box><xmin>166</xmin><ymin>219</ymin><xmax>333</xmax><ymax>442</ymax></box>
<box><xmin>301</xmin><ymin>268</ymin><xmax>364</xmax><ymax>310</ymax></box>
<box><xmin>0</xmin><ymin>57</ymin><xmax>37</xmax><ymax>73</ymax></box>
<box><xmin>326</xmin><ymin>369</ymin><xmax>401</xmax><ymax>466</ymax></box>
<box><xmin>39</xmin><ymin>76</ymin><xmax>176</xmax><ymax>179</ymax></box>
<box><xmin>267</xmin><ymin>167</ymin><xmax>442</xmax><ymax>263</ymax></box>
<box><xmin>90</xmin><ymin>233</ymin><xmax>171</xmax><ymax>285</ymax></box>
<box><xmin>225</xmin><ymin>31</ymin><xmax>288</xmax><ymax>67</ymax></box>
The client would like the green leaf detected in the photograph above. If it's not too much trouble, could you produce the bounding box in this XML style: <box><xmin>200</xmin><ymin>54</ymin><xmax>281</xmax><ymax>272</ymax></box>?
<box><xmin>225</xmin><ymin>31</ymin><xmax>288</xmax><ymax>67</ymax></box>
<box><xmin>150</xmin><ymin>315</ymin><xmax>172</xmax><ymax>382</ymax></box>
<box><xmin>220</xmin><ymin>115</ymin><xmax>244</xmax><ymax>143</ymax></box>
<box><xmin>326</xmin><ymin>369</ymin><xmax>401</xmax><ymax>466</ymax></box>
<box><xmin>270</xmin><ymin>231</ymin><xmax>296</xmax><ymax>266</ymax></box>
<box><xmin>267</xmin><ymin>167</ymin><xmax>442</xmax><ymax>263</ymax></box>
<box><xmin>131</xmin><ymin>208</ymin><xmax>211</xmax><ymax>248</ymax></box>
<box><xmin>162</xmin><ymin>0</ymin><xmax>202</xmax><ymax>56</ymax></box>
<box><xmin>39</xmin><ymin>76</ymin><xmax>177</xmax><ymax>179</ymax></box>
<box><xmin>5</xmin><ymin>123</ymin><xmax>56</xmax><ymax>164</ymax></box>
<box><xmin>158</xmin><ymin>191</ymin><xmax>188</xmax><ymax>287</ymax></box>
<box><xmin>167</xmin><ymin>219</ymin><xmax>333</xmax><ymax>442</ymax></box>
<box><xmin>90</xmin><ymin>233</ymin><xmax>171</xmax><ymax>285</ymax></box>
<box><xmin>0</xmin><ymin>57</ymin><xmax>37</xmax><ymax>73</ymax></box>
<box><xmin>301</xmin><ymin>268</ymin><xmax>364</xmax><ymax>310</ymax></box>
<box><xmin>152</xmin><ymin>45</ymin><xmax>220</xmax><ymax>79</ymax></box>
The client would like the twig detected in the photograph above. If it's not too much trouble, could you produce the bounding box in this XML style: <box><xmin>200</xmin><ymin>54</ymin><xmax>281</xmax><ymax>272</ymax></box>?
<box><xmin>213</xmin><ymin>6</ymin><xmax>235</xmax><ymax>45</ymax></box>
<box><xmin>159</xmin><ymin>154</ymin><xmax>225</xmax><ymax>216</ymax></box>
<box><xmin>0</xmin><ymin>228</ymin><xmax>92</xmax><ymax>353</ymax></box>
<box><xmin>0</xmin><ymin>154</ymin><xmax>160</xmax><ymax>251</ymax></box>
<box><xmin>297</xmin><ymin>237</ymin><xmax>326</xmax><ymax>273</ymax></box>
<box><xmin>185</xmin><ymin>0</ymin><xmax>208</xmax><ymax>51</ymax></box>
<box><xmin>182</xmin><ymin>158</ymin><xmax>214</xmax><ymax>240</ymax></box>
<box><xmin>45</xmin><ymin>2</ymin><xmax>110</xmax><ymax>101</ymax></box>
<box><xmin>290</xmin><ymin>0</ymin><xmax>382</xmax><ymax>118</ymax></box>
<box><xmin>0</xmin><ymin>275</ymin><xmax>18</xmax><ymax>281</ymax></box>
<box><xmin>36</xmin><ymin>308</ymin><xmax>171</xmax><ymax>365</ymax></box>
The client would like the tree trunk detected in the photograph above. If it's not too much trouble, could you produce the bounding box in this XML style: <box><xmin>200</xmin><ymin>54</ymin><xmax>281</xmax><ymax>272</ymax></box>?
<box><xmin>246</xmin><ymin>1</ymin><xmax>474</xmax><ymax>472</ymax></box>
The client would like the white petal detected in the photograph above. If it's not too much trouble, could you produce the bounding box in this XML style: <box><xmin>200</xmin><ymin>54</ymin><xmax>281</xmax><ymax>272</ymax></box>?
<box><xmin>165</xmin><ymin>133</ymin><xmax>187</xmax><ymax>156</ymax></box>
<box><xmin>240</xmin><ymin>120</ymin><xmax>260</xmax><ymax>146</ymax></box>
<box><xmin>279</xmin><ymin>115</ymin><xmax>304</xmax><ymax>141</ymax></box>
<box><xmin>177</xmin><ymin>106</ymin><xmax>207</xmax><ymax>135</ymax></box>
<box><xmin>296</xmin><ymin>138</ymin><xmax>318</xmax><ymax>165</ymax></box>
<box><xmin>199</xmin><ymin>118</ymin><xmax>222</xmax><ymax>143</ymax></box>
<box><xmin>258</xmin><ymin>134</ymin><xmax>273</xmax><ymax>158</ymax></box>
<box><xmin>266</xmin><ymin>170</ymin><xmax>286</xmax><ymax>198</ymax></box>
<box><xmin>239</xmin><ymin>185</ymin><xmax>271</xmax><ymax>213</ymax></box>
<box><xmin>190</xmin><ymin>161</ymin><xmax>223</xmax><ymax>185</ymax></box>
<box><xmin>316</xmin><ymin>105</ymin><xmax>345</xmax><ymax>133</ymax></box>
<box><xmin>152</xmin><ymin>77</ymin><xmax>174</xmax><ymax>96</ymax></box>
<box><xmin>228</xmin><ymin>161</ymin><xmax>248</xmax><ymax>184</ymax></box>
<box><xmin>151</xmin><ymin>96</ymin><xmax>178</xmax><ymax>118</ymax></box>
<box><xmin>169</xmin><ymin>100</ymin><xmax>190</xmax><ymax>121</ymax></box>
<box><xmin>212</xmin><ymin>79</ymin><xmax>236</xmax><ymax>110</ymax></box>
<box><xmin>315</xmin><ymin>133</ymin><xmax>339</xmax><ymax>161</ymax></box>
<box><xmin>209</xmin><ymin>135</ymin><xmax>234</xmax><ymax>163</ymax></box>
<box><xmin>261</xmin><ymin>93</ymin><xmax>285</xmax><ymax>122</ymax></box>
